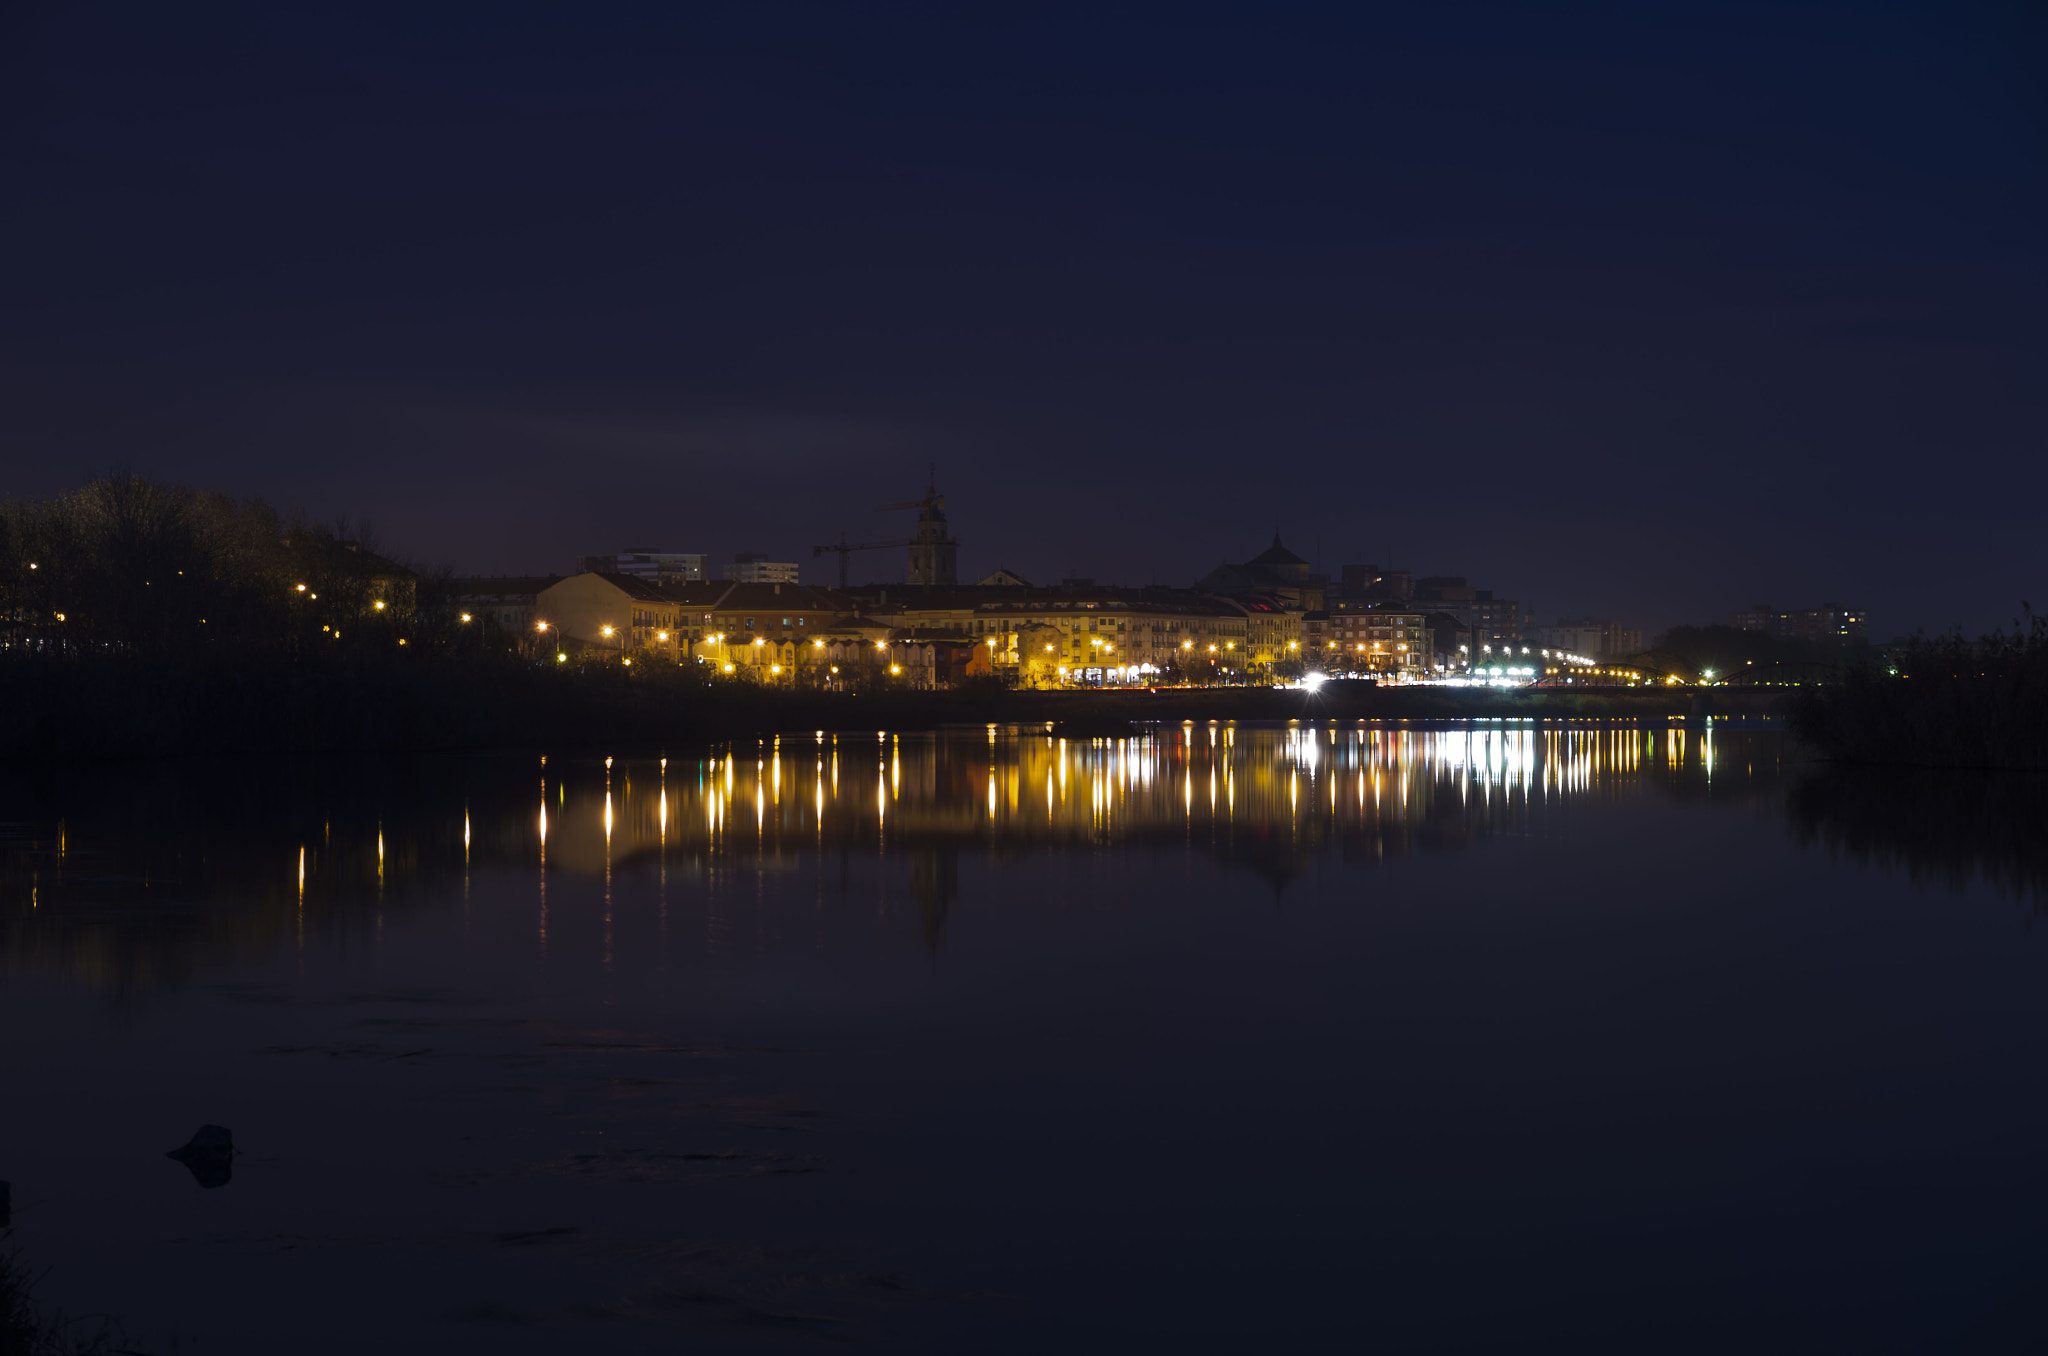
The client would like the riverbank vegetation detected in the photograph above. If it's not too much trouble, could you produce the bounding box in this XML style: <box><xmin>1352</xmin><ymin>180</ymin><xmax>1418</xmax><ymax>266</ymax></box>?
<box><xmin>1788</xmin><ymin>766</ymin><xmax>2048</xmax><ymax>909</ymax></box>
<box><xmin>1789</xmin><ymin>610</ymin><xmax>2048</xmax><ymax>769</ymax></box>
<box><xmin>1633</xmin><ymin>624</ymin><xmax>1867</xmax><ymax>685</ymax></box>
<box><xmin>1</xmin><ymin>1234</ymin><xmax>126</xmax><ymax>1356</ymax></box>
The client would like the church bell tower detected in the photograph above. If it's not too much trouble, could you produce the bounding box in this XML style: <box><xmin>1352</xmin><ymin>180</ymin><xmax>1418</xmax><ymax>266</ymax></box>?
<box><xmin>904</xmin><ymin>480</ymin><xmax>958</xmax><ymax>587</ymax></box>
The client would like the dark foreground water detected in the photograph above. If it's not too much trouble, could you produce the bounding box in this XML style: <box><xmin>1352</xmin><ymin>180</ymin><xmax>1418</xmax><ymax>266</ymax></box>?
<box><xmin>4</xmin><ymin>721</ymin><xmax>2047</xmax><ymax>1353</ymax></box>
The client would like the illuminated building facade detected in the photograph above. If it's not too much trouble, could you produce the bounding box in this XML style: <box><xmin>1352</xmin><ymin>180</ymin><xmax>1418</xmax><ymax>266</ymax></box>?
<box><xmin>536</xmin><ymin>572</ymin><xmax>690</xmax><ymax>656</ymax></box>
<box><xmin>1305</xmin><ymin>608</ymin><xmax>1431</xmax><ymax>674</ymax></box>
<box><xmin>535</xmin><ymin>573</ymin><xmax>1356</xmax><ymax>688</ymax></box>
<box><xmin>853</xmin><ymin>586</ymin><xmax>1259</xmax><ymax>686</ymax></box>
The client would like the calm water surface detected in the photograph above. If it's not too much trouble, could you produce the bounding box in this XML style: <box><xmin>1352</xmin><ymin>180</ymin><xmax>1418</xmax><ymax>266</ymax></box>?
<box><xmin>3</xmin><ymin>721</ymin><xmax>2046</xmax><ymax>1353</ymax></box>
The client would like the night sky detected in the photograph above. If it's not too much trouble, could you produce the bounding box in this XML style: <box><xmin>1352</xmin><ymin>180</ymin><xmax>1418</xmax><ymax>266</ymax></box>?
<box><xmin>2</xmin><ymin>2</ymin><xmax>2042</xmax><ymax>637</ymax></box>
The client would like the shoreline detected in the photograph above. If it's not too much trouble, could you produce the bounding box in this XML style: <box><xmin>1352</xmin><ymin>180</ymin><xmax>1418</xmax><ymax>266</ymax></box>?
<box><xmin>3</xmin><ymin>657</ymin><xmax>1786</xmax><ymax>761</ymax></box>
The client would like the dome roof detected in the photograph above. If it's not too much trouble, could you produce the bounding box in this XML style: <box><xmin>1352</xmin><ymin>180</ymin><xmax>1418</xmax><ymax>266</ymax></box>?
<box><xmin>1245</xmin><ymin>533</ymin><xmax>1308</xmax><ymax>568</ymax></box>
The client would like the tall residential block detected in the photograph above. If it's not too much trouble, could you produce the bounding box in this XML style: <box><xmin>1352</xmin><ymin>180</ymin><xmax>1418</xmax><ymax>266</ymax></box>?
<box><xmin>577</xmin><ymin>548</ymin><xmax>705</xmax><ymax>581</ymax></box>
<box><xmin>724</xmin><ymin>553</ymin><xmax>801</xmax><ymax>584</ymax></box>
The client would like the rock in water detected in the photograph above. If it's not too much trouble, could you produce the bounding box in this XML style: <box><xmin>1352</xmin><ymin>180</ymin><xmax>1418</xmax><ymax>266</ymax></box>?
<box><xmin>166</xmin><ymin>1125</ymin><xmax>234</xmax><ymax>1189</ymax></box>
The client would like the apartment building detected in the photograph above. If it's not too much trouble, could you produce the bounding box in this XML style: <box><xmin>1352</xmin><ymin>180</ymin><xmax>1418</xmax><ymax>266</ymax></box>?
<box><xmin>1727</xmin><ymin>604</ymin><xmax>1869</xmax><ymax>643</ymax></box>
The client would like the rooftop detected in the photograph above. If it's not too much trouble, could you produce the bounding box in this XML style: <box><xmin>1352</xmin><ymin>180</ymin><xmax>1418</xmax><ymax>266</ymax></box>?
<box><xmin>1244</xmin><ymin>533</ymin><xmax>1308</xmax><ymax>568</ymax></box>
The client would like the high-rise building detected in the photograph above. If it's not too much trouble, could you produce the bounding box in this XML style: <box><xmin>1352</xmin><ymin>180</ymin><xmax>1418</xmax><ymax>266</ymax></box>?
<box><xmin>1531</xmin><ymin>618</ymin><xmax>1642</xmax><ymax>659</ymax></box>
<box><xmin>577</xmin><ymin>548</ymin><xmax>704</xmax><ymax>581</ymax></box>
<box><xmin>1339</xmin><ymin>564</ymin><xmax>1412</xmax><ymax>601</ymax></box>
<box><xmin>1407</xmin><ymin>577</ymin><xmax>1523</xmax><ymax>646</ymax></box>
<box><xmin>1728</xmin><ymin>604</ymin><xmax>1868</xmax><ymax>642</ymax></box>
<box><xmin>724</xmin><ymin>553</ymin><xmax>800</xmax><ymax>584</ymax></box>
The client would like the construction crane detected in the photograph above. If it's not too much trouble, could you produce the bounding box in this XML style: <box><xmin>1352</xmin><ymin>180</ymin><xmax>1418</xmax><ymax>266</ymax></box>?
<box><xmin>812</xmin><ymin>531</ymin><xmax>908</xmax><ymax>590</ymax></box>
<box><xmin>816</xmin><ymin>478</ymin><xmax>953</xmax><ymax>589</ymax></box>
<box><xmin>876</xmin><ymin>489</ymin><xmax>943</xmax><ymax>515</ymax></box>
<box><xmin>879</xmin><ymin>478</ymin><xmax>957</xmax><ymax>587</ymax></box>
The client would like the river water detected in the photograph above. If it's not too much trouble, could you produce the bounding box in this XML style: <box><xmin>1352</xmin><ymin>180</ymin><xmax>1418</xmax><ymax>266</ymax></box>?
<box><xmin>3</xmin><ymin>720</ymin><xmax>2046</xmax><ymax>1353</ymax></box>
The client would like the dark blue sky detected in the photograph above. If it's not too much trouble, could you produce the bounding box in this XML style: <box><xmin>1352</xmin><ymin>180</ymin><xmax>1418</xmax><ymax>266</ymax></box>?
<box><xmin>2</xmin><ymin>1</ymin><xmax>2042</xmax><ymax>635</ymax></box>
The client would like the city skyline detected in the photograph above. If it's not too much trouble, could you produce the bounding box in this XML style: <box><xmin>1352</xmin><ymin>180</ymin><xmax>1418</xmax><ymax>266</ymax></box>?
<box><xmin>3</xmin><ymin>4</ymin><xmax>2042</xmax><ymax>638</ymax></box>
<box><xmin>5</xmin><ymin>8</ymin><xmax>2046</xmax><ymax>1348</ymax></box>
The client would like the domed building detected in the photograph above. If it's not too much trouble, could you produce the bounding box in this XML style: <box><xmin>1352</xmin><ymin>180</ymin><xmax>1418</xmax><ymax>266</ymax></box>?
<box><xmin>1195</xmin><ymin>532</ymin><xmax>1327</xmax><ymax>612</ymax></box>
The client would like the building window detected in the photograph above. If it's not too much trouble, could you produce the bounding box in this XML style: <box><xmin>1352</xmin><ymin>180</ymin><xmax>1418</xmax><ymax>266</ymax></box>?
<box><xmin>745</xmin><ymin>617</ymin><xmax>755</xmax><ymax>629</ymax></box>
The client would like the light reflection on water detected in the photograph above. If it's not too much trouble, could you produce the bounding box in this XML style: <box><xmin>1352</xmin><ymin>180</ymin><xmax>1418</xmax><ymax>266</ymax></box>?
<box><xmin>9</xmin><ymin>720</ymin><xmax>2048</xmax><ymax>1353</ymax></box>
<box><xmin>524</xmin><ymin>721</ymin><xmax>1723</xmax><ymax>877</ymax></box>
<box><xmin>0</xmin><ymin>720</ymin><xmax>1773</xmax><ymax>1005</ymax></box>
